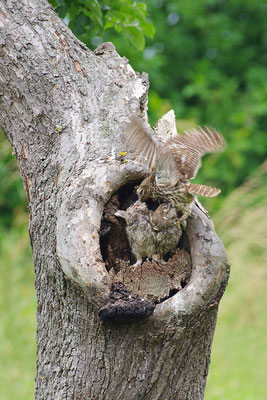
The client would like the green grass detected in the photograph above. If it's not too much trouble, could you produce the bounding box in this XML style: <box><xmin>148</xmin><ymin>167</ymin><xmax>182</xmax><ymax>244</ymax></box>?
<box><xmin>0</xmin><ymin>163</ymin><xmax>267</xmax><ymax>399</ymax></box>
<box><xmin>205</xmin><ymin>161</ymin><xmax>267</xmax><ymax>399</ymax></box>
<box><xmin>0</xmin><ymin>217</ymin><xmax>36</xmax><ymax>400</ymax></box>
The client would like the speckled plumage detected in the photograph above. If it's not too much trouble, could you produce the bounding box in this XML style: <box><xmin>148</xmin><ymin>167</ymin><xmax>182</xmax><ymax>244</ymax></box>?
<box><xmin>116</xmin><ymin>201</ymin><xmax>182</xmax><ymax>266</ymax></box>
<box><xmin>127</xmin><ymin>116</ymin><xmax>225</xmax><ymax>222</ymax></box>
<box><xmin>115</xmin><ymin>201</ymin><xmax>155</xmax><ymax>266</ymax></box>
<box><xmin>151</xmin><ymin>203</ymin><xmax>182</xmax><ymax>259</ymax></box>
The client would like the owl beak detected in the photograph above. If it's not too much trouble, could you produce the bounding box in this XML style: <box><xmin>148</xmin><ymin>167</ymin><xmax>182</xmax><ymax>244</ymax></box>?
<box><xmin>115</xmin><ymin>210</ymin><xmax>127</xmax><ymax>220</ymax></box>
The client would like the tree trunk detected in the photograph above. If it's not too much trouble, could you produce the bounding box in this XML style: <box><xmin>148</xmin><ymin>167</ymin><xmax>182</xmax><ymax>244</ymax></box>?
<box><xmin>0</xmin><ymin>1</ymin><xmax>230</xmax><ymax>399</ymax></box>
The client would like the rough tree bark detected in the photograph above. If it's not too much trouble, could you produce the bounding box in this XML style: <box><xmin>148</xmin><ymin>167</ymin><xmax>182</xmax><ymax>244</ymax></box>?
<box><xmin>0</xmin><ymin>1</ymin><xmax>230</xmax><ymax>399</ymax></box>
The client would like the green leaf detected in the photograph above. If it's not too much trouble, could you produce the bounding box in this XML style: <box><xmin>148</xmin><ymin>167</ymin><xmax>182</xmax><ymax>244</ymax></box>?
<box><xmin>103</xmin><ymin>20</ymin><xmax>114</xmax><ymax>29</ymax></box>
<box><xmin>83</xmin><ymin>0</ymin><xmax>103</xmax><ymax>27</ymax></box>
<box><xmin>85</xmin><ymin>0</ymin><xmax>103</xmax><ymax>18</ymax></box>
<box><xmin>126</xmin><ymin>26</ymin><xmax>145</xmax><ymax>51</ymax></box>
<box><xmin>105</xmin><ymin>10</ymin><xmax>127</xmax><ymax>31</ymax></box>
<box><xmin>70</xmin><ymin>13</ymin><xmax>91</xmax><ymax>36</ymax></box>
<box><xmin>115</xmin><ymin>24</ymin><xmax>123</xmax><ymax>32</ymax></box>
<box><xmin>135</xmin><ymin>2</ymin><xmax>147</xmax><ymax>12</ymax></box>
<box><xmin>141</xmin><ymin>22</ymin><xmax>155</xmax><ymax>38</ymax></box>
<box><xmin>120</xmin><ymin>2</ymin><xmax>147</xmax><ymax>25</ymax></box>
<box><xmin>92</xmin><ymin>0</ymin><xmax>102</xmax><ymax>16</ymax></box>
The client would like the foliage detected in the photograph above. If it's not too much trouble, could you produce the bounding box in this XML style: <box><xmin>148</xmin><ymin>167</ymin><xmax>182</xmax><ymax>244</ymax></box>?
<box><xmin>0</xmin><ymin>132</ymin><xmax>27</xmax><ymax>227</ymax></box>
<box><xmin>48</xmin><ymin>0</ymin><xmax>155</xmax><ymax>51</ymax></box>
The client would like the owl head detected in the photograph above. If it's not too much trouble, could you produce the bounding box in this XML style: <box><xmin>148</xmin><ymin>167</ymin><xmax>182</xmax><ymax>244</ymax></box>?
<box><xmin>136</xmin><ymin>172</ymin><xmax>155</xmax><ymax>201</ymax></box>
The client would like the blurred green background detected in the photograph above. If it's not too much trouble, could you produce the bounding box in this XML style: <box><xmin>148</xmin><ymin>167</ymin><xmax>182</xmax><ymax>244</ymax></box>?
<box><xmin>0</xmin><ymin>0</ymin><xmax>266</xmax><ymax>398</ymax></box>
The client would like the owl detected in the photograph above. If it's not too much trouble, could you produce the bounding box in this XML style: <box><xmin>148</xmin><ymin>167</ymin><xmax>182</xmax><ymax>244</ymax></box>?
<box><xmin>116</xmin><ymin>201</ymin><xmax>182</xmax><ymax>266</ymax></box>
<box><xmin>115</xmin><ymin>201</ymin><xmax>156</xmax><ymax>266</ymax></box>
<box><xmin>151</xmin><ymin>203</ymin><xmax>182</xmax><ymax>261</ymax></box>
<box><xmin>126</xmin><ymin>116</ymin><xmax>225</xmax><ymax>222</ymax></box>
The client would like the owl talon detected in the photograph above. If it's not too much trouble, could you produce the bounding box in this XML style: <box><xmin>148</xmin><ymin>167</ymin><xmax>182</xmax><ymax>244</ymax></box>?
<box><xmin>176</xmin><ymin>217</ymin><xmax>187</xmax><ymax>230</ymax></box>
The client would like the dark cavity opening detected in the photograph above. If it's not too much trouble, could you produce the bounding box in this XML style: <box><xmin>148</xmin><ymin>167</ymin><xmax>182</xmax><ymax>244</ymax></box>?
<box><xmin>99</xmin><ymin>179</ymin><xmax>192</xmax><ymax>304</ymax></box>
<box><xmin>100</xmin><ymin>180</ymin><xmax>141</xmax><ymax>270</ymax></box>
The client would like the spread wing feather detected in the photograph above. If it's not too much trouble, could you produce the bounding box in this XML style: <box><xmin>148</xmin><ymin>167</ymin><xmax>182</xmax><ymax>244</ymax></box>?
<box><xmin>126</xmin><ymin>116</ymin><xmax>158</xmax><ymax>169</ymax></box>
<box><xmin>186</xmin><ymin>183</ymin><xmax>221</xmax><ymax>197</ymax></box>
<box><xmin>126</xmin><ymin>116</ymin><xmax>225</xmax><ymax>186</ymax></box>
<box><xmin>167</xmin><ymin>126</ymin><xmax>225</xmax><ymax>180</ymax></box>
<box><xmin>126</xmin><ymin>116</ymin><xmax>179</xmax><ymax>186</ymax></box>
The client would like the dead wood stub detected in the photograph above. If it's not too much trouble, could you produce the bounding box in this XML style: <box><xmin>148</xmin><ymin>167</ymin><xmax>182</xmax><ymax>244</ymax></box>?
<box><xmin>98</xmin><ymin>283</ymin><xmax>156</xmax><ymax>322</ymax></box>
<box><xmin>99</xmin><ymin>182</ymin><xmax>193</xmax><ymax>309</ymax></box>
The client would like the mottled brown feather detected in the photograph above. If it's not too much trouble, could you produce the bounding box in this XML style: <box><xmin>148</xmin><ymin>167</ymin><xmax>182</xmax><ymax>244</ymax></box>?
<box><xmin>126</xmin><ymin>116</ymin><xmax>225</xmax><ymax>186</ymax></box>
<box><xmin>186</xmin><ymin>183</ymin><xmax>221</xmax><ymax>197</ymax></box>
<box><xmin>166</xmin><ymin>126</ymin><xmax>225</xmax><ymax>180</ymax></box>
<box><xmin>126</xmin><ymin>116</ymin><xmax>178</xmax><ymax>185</ymax></box>
<box><xmin>127</xmin><ymin>116</ymin><xmax>225</xmax><ymax>221</ymax></box>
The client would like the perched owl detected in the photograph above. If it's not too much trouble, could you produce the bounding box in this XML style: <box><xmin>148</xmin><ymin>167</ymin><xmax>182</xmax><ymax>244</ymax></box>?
<box><xmin>116</xmin><ymin>201</ymin><xmax>182</xmax><ymax>266</ymax></box>
<box><xmin>126</xmin><ymin>116</ymin><xmax>225</xmax><ymax>222</ymax></box>
<box><xmin>115</xmin><ymin>201</ymin><xmax>155</xmax><ymax>266</ymax></box>
<box><xmin>151</xmin><ymin>203</ymin><xmax>182</xmax><ymax>261</ymax></box>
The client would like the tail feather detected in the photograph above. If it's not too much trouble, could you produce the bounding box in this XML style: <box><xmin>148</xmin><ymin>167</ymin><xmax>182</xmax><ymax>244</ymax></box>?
<box><xmin>187</xmin><ymin>183</ymin><xmax>221</xmax><ymax>197</ymax></box>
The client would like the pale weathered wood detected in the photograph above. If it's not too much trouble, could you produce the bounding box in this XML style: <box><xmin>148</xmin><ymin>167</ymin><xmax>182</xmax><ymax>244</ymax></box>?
<box><xmin>0</xmin><ymin>1</ymin><xmax>229</xmax><ymax>399</ymax></box>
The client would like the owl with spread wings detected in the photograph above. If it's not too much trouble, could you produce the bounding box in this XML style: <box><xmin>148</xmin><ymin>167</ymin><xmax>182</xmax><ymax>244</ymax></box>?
<box><xmin>126</xmin><ymin>116</ymin><xmax>225</xmax><ymax>223</ymax></box>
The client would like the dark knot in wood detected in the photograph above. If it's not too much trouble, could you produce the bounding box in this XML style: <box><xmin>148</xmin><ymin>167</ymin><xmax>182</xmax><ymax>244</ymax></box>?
<box><xmin>98</xmin><ymin>283</ymin><xmax>155</xmax><ymax>322</ymax></box>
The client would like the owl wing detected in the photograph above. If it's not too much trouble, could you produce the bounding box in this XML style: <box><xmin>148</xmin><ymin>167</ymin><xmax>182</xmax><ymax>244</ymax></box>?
<box><xmin>126</xmin><ymin>116</ymin><xmax>179</xmax><ymax>186</ymax></box>
<box><xmin>167</xmin><ymin>126</ymin><xmax>225</xmax><ymax>180</ymax></box>
<box><xmin>186</xmin><ymin>183</ymin><xmax>221</xmax><ymax>197</ymax></box>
